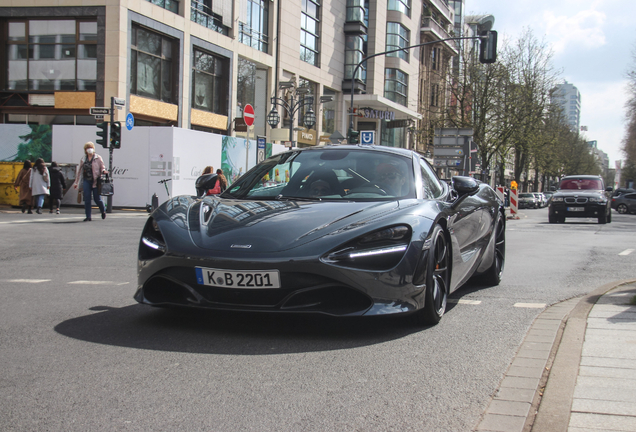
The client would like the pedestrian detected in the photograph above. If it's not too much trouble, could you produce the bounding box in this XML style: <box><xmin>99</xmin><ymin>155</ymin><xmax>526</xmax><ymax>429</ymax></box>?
<box><xmin>216</xmin><ymin>168</ymin><xmax>228</xmax><ymax>192</ymax></box>
<box><xmin>29</xmin><ymin>158</ymin><xmax>50</xmax><ymax>214</ymax></box>
<box><xmin>72</xmin><ymin>141</ymin><xmax>108</xmax><ymax>221</ymax></box>
<box><xmin>48</xmin><ymin>161</ymin><xmax>67</xmax><ymax>214</ymax></box>
<box><xmin>13</xmin><ymin>160</ymin><xmax>33</xmax><ymax>214</ymax></box>
<box><xmin>202</xmin><ymin>166</ymin><xmax>214</xmax><ymax>175</ymax></box>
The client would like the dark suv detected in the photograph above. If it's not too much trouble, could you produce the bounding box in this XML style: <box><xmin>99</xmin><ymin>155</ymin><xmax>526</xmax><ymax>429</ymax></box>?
<box><xmin>548</xmin><ymin>175</ymin><xmax>613</xmax><ymax>224</ymax></box>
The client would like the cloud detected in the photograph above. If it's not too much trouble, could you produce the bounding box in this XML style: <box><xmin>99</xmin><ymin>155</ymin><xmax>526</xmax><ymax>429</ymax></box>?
<box><xmin>543</xmin><ymin>9</ymin><xmax>606</xmax><ymax>53</ymax></box>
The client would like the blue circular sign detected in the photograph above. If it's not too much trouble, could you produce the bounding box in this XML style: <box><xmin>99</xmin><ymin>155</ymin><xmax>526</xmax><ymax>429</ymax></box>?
<box><xmin>126</xmin><ymin>112</ymin><xmax>134</xmax><ymax>131</ymax></box>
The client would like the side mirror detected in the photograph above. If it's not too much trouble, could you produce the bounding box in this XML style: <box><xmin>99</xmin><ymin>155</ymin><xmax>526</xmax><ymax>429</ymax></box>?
<box><xmin>452</xmin><ymin>176</ymin><xmax>480</xmax><ymax>195</ymax></box>
<box><xmin>195</xmin><ymin>173</ymin><xmax>218</xmax><ymax>197</ymax></box>
<box><xmin>605</xmin><ymin>186</ymin><xmax>613</xmax><ymax>192</ymax></box>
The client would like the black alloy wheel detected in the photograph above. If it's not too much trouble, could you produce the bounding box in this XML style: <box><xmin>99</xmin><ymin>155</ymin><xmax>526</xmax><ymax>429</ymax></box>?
<box><xmin>481</xmin><ymin>213</ymin><xmax>506</xmax><ymax>286</ymax></box>
<box><xmin>415</xmin><ymin>224</ymin><xmax>450</xmax><ymax>326</ymax></box>
<box><xmin>617</xmin><ymin>204</ymin><xmax>628</xmax><ymax>214</ymax></box>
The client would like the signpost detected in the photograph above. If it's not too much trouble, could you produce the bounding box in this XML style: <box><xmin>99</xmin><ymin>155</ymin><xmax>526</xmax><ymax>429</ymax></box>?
<box><xmin>360</xmin><ymin>131</ymin><xmax>375</xmax><ymax>145</ymax></box>
<box><xmin>243</xmin><ymin>104</ymin><xmax>255</xmax><ymax>172</ymax></box>
<box><xmin>90</xmin><ymin>107</ymin><xmax>110</xmax><ymax>116</ymax></box>
<box><xmin>257</xmin><ymin>136</ymin><xmax>266</xmax><ymax>163</ymax></box>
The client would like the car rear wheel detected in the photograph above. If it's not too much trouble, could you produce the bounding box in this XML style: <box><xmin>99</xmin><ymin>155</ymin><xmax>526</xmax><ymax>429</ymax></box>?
<box><xmin>480</xmin><ymin>213</ymin><xmax>506</xmax><ymax>286</ymax></box>
<box><xmin>617</xmin><ymin>204</ymin><xmax>628</xmax><ymax>214</ymax></box>
<box><xmin>414</xmin><ymin>225</ymin><xmax>450</xmax><ymax>326</ymax></box>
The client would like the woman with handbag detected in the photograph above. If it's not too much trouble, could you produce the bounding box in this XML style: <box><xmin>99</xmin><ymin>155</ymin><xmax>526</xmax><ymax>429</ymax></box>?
<box><xmin>72</xmin><ymin>142</ymin><xmax>108</xmax><ymax>221</ymax></box>
<box><xmin>29</xmin><ymin>158</ymin><xmax>50</xmax><ymax>214</ymax></box>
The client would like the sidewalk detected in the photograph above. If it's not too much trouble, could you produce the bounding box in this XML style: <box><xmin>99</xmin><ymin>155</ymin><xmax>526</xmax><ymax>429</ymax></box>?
<box><xmin>476</xmin><ymin>280</ymin><xmax>636</xmax><ymax>432</ymax></box>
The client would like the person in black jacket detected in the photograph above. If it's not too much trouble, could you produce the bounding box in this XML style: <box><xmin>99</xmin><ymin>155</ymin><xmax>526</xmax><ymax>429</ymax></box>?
<box><xmin>48</xmin><ymin>162</ymin><xmax>67</xmax><ymax>214</ymax></box>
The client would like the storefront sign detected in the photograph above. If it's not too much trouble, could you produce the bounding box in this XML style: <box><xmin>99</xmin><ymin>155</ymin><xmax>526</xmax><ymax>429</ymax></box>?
<box><xmin>349</xmin><ymin>108</ymin><xmax>396</xmax><ymax>121</ymax></box>
<box><xmin>297</xmin><ymin>128</ymin><xmax>317</xmax><ymax>145</ymax></box>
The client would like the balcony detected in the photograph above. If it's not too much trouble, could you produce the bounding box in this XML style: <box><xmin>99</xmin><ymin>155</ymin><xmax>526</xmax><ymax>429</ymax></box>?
<box><xmin>420</xmin><ymin>16</ymin><xmax>458</xmax><ymax>55</ymax></box>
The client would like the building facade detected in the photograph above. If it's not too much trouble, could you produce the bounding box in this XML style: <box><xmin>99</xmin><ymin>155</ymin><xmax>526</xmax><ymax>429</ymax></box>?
<box><xmin>552</xmin><ymin>80</ymin><xmax>581</xmax><ymax>131</ymax></box>
<box><xmin>1</xmin><ymin>0</ymin><xmax>465</xmax><ymax>150</ymax></box>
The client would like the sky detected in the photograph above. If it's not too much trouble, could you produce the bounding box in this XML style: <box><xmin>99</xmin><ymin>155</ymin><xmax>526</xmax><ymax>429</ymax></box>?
<box><xmin>469</xmin><ymin>0</ymin><xmax>636</xmax><ymax>168</ymax></box>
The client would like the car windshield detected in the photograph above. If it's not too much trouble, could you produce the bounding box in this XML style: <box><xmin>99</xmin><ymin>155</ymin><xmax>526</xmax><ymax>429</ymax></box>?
<box><xmin>223</xmin><ymin>149</ymin><xmax>416</xmax><ymax>201</ymax></box>
<box><xmin>559</xmin><ymin>178</ymin><xmax>603</xmax><ymax>190</ymax></box>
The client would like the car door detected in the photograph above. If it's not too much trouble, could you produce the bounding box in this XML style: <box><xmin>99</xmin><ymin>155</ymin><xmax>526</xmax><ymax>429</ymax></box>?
<box><xmin>627</xmin><ymin>193</ymin><xmax>636</xmax><ymax>213</ymax></box>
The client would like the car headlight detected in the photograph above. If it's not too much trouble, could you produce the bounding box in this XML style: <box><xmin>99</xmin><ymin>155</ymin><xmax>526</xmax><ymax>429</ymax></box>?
<box><xmin>552</xmin><ymin>197</ymin><xmax>564</xmax><ymax>202</ymax></box>
<box><xmin>322</xmin><ymin>225</ymin><xmax>411</xmax><ymax>271</ymax></box>
<box><xmin>139</xmin><ymin>217</ymin><xmax>166</xmax><ymax>259</ymax></box>
<box><xmin>589</xmin><ymin>197</ymin><xmax>607</xmax><ymax>204</ymax></box>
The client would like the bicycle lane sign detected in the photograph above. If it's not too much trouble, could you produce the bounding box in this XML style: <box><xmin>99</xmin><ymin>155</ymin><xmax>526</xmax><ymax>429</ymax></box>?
<box><xmin>126</xmin><ymin>112</ymin><xmax>134</xmax><ymax>131</ymax></box>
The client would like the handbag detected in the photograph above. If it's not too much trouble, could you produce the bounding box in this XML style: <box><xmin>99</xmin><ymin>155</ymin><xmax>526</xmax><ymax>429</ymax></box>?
<box><xmin>99</xmin><ymin>173</ymin><xmax>114</xmax><ymax>196</ymax></box>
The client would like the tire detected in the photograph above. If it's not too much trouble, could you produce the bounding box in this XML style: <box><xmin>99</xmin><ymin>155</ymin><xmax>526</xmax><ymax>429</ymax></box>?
<box><xmin>480</xmin><ymin>212</ymin><xmax>506</xmax><ymax>286</ymax></box>
<box><xmin>607</xmin><ymin>209</ymin><xmax>612</xmax><ymax>223</ymax></box>
<box><xmin>549</xmin><ymin>213</ymin><xmax>557</xmax><ymax>223</ymax></box>
<box><xmin>617</xmin><ymin>204</ymin><xmax>628</xmax><ymax>214</ymax></box>
<box><xmin>413</xmin><ymin>225</ymin><xmax>450</xmax><ymax>326</ymax></box>
<box><xmin>598</xmin><ymin>211</ymin><xmax>607</xmax><ymax>224</ymax></box>
<box><xmin>559</xmin><ymin>216</ymin><xmax>566</xmax><ymax>223</ymax></box>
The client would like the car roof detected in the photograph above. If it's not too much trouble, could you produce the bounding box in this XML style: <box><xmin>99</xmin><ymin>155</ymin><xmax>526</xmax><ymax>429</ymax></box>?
<box><xmin>561</xmin><ymin>175</ymin><xmax>602</xmax><ymax>180</ymax></box>
<box><xmin>285</xmin><ymin>144</ymin><xmax>417</xmax><ymax>158</ymax></box>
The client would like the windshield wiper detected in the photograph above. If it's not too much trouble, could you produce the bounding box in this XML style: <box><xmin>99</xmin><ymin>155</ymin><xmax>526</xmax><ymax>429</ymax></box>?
<box><xmin>275</xmin><ymin>194</ymin><xmax>322</xmax><ymax>201</ymax></box>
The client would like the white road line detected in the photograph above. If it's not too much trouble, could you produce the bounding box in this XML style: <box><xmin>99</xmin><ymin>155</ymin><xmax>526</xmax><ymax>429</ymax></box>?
<box><xmin>68</xmin><ymin>280</ymin><xmax>117</xmax><ymax>285</ymax></box>
<box><xmin>618</xmin><ymin>249</ymin><xmax>634</xmax><ymax>256</ymax></box>
<box><xmin>448</xmin><ymin>299</ymin><xmax>482</xmax><ymax>305</ymax></box>
<box><xmin>514</xmin><ymin>302</ymin><xmax>546</xmax><ymax>308</ymax></box>
<box><xmin>7</xmin><ymin>279</ymin><xmax>51</xmax><ymax>283</ymax></box>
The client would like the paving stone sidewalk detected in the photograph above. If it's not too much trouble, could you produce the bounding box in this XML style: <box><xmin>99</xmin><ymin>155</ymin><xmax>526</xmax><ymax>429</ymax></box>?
<box><xmin>476</xmin><ymin>281</ymin><xmax>636</xmax><ymax>432</ymax></box>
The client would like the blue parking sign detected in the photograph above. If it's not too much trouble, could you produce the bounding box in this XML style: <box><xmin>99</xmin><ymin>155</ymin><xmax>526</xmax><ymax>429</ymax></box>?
<box><xmin>361</xmin><ymin>131</ymin><xmax>375</xmax><ymax>145</ymax></box>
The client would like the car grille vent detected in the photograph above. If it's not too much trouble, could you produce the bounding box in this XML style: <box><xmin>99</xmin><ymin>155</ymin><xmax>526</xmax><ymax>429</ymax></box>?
<box><xmin>565</xmin><ymin>197</ymin><xmax>588</xmax><ymax>204</ymax></box>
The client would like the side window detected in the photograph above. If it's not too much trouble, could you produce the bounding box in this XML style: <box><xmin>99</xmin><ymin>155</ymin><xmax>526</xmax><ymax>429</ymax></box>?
<box><xmin>419</xmin><ymin>159</ymin><xmax>443</xmax><ymax>199</ymax></box>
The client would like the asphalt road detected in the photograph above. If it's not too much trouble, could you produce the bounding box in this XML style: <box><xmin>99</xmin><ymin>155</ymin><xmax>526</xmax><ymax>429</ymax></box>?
<box><xmin>1</xmin><ymin>205</ymin><xmax>635</xmax><ymax>431</ymax></box>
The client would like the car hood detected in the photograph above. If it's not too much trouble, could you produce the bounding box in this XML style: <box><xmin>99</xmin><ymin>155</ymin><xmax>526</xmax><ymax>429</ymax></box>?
<box><xmin>157</xmin><ymin>196</ymin><xmax>428</xmax><ymax>253</ymax></box>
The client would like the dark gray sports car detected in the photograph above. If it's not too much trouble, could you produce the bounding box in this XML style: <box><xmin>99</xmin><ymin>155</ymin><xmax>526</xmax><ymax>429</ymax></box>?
<box><xmin>135</xmin><ymin>145</ymin><xmax>506</xmax><ymax>325</ymax></box>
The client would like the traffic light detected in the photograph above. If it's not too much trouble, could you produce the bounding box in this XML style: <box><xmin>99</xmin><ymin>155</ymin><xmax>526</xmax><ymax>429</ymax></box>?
<box><xmin>110</xmin><ymin>121</ymin><xmax>121</xmax><ymax>149</ymax></box>
<box><xmin>348</xmin><ymin>128</ymin><xmax>359</xmax><ymax>144</ymax></box>
<box><xmin>479</xmin><ymin>30</ymin><xmax>498</xmax><ymax>64</ymax></box>
<box><xmin>96</xmin><ymin>122</ymin><xmax>108</xmax><ymax>148</ymax></box>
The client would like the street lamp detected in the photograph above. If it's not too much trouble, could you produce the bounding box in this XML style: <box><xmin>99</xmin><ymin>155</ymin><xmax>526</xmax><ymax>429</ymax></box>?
<box><xmin>267</xmin><ymin>82</ymin><xmax>326</xmax><ymax>146</ymax></box>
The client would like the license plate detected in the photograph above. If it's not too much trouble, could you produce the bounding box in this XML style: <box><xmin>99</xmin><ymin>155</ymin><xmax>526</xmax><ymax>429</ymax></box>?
<box><xmin>195</xmin><ymin>267</ymin><xmax>281</xmax><ymax>289</ymax></box>
<box><xmin>567</xmin><ymin>207</ymin><xmax>585</xmax><ymax>212</ymax></box>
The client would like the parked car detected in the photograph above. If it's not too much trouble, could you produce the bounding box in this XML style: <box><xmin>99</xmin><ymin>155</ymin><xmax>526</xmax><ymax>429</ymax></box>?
<box><xmin>518</xmin><ymin>193</ymin><xmax>538</xmax><ymax>209</ymax></box>
<box><xmin>548</xmin><ymin>175</ymin><xmax>613</xmax><ymax>224</ymax></box>
<box><xmin>533</xmin><ymin>192</ymin><xmax>547</xmax><ymax>208</ymax></box>
<box><xmin>136</xmin><ymin>145</ymin><xmax>506</xmax><ymax>326</ymax></box>
<box><xmin>612</xmin><ymin>192</ymin><xmax>636</xmax><ymax>214</ymax></box>
<box><xmin>543</xmin><ymin>191</ymin><xmax>554</xmax><ymax>204</ymax></box>
<box><xmin>612</xmin><ymin>188</ymin><xmax>635</xmax><ymax>198</ymax></box>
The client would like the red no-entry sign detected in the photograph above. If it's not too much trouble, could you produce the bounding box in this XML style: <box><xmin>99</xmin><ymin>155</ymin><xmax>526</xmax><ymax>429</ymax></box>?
<box><xmin>243</xmin><ymin>104</ymin><xmax>255</xmax><ymax>127</ymax></box>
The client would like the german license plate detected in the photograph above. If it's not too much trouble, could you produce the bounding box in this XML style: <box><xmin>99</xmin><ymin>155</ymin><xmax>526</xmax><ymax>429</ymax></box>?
<box><xmin>195</xmin><ymin>267</ymin><xmax>281</xmax><ymax>289</ymax></box>
<box><xmin>567</xmin><ymin>207</ymin><xmax>584</xmax><ymax>212</ymax></box>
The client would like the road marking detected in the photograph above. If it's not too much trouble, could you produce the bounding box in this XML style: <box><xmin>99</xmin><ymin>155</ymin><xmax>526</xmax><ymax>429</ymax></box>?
<box><xmin>7</xmin><ymin>279</ymin><xmax>51</xmax><ymax>283</ymax></box>
<box><xmin>618</xmin><ymin>249</ymin><xmax>634</xmax><ymax>256</ymax></box>
<box><xmin>68</xmin><ymin>280</ymin><xmax>118</xmax><ymax>285</ymax></box>
<box><xmin>448</xmin><ymin>299</ymin><xmax>482</xmax><ymax>305</ymax></box>
<box><xmin>514</xmin><ymin>302</ymin><xmax>546</xmax><ymax>308</ymax></box>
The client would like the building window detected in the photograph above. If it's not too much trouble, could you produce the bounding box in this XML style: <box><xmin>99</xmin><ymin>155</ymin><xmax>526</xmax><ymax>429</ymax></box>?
<box><xmin>239</xmin><ymin>0</ymin><xmax>269</xmax><ymax>53</ymax></box>
<box><xmin>380</xmin><ymin>120</ymin><xmax>407</xmax><ymax>148</ymax></box>
<box><xmin>384</xmin><ymin>68</ymin><xmax>408</xmax><ymax>107</ymax></box>
<box><xmin>237</xmin><ymin>57</ymin><xmax>256</xmax><ymax>118</ymax></box>
<box><xmin>430</xmin><ymin>83</ymin><xmax>439</xmax><ymax>106</ymax></box>
<box><xmin>344</xmin><ymin>35</ymin><xmax>365</xmax><ymax>81</ymax></box>
<box><xmin>191</xmin><ymin>0</ymin><xmax>229</xmax><ymax>35</ymax></box>
<box><xmin>346</xmin><ymin>0</ymin><xmax>365</xmax><ymax>22</ymax></box>
<box><xmin>192</xmin><ymin>49</ymin><xmax>228</xmax><ymax>115</ymax></box>
<box><xmin>298</xmin><ymin>77</ymin><xmax>316</xmax><ymax>129</ymax></box>
<box><xmin>130</xmin><ymin>25</ymin><xmax>177</xmax><ymax>104</ymax></box>
<box><xmin>321</xmin><ymin>88</ymin><xmax>336</xmax><ymax>135</ymax></box>
<box><xmin>386</xmin><ymin>22</ymin><xmax>409</xmax><ymax>62</ymax></box>
<box><xmin>147</xmin><ymin>0</ymin><xmax>179</xmax><ymax>14</ymax></box>
<box><xmin>5</xmin><ymin>19</ymin><xmax>97</xmax><ymax>91</ymax></box>
<box><xmin>387</xmin><ymin>0</ymin><xmax>410</xmax><ymax>17</ymax></box>
<box><xmin>301</xmin><ymin>0</ymin><xmax>320</xmax><ymax>66</ymax></box>
<box><xmin>431</xmin><ymin>47</ymin><xmax>441</xmax><ymax>70</ymax></box>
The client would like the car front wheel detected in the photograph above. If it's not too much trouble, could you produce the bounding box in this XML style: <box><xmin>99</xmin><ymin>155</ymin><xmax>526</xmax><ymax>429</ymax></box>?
<box><xmin>414</xmin><ymin>224</ymin><xmax>450</xmax><ymax>326</ymax></box>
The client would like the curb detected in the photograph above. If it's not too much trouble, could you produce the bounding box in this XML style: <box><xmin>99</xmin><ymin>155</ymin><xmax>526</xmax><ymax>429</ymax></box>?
<box><xmin>475</xmin><ymin>278</ymin><xmax>636</xmax><ymax>432</ymax></box>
